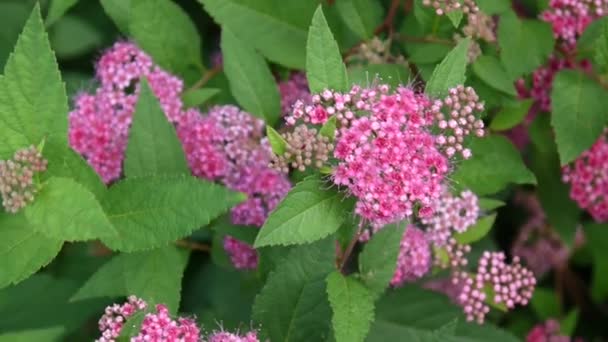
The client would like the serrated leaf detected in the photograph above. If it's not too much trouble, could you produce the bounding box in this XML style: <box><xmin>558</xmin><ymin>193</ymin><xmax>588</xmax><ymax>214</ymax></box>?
<box><xmin>44</xmin><ymin>145</ymin><xmax>106</xmax><ymax>199</ymax></box>
<box><xmin>490</xmin><ymin>99</ymin><xmax>533</xmax><ymax>131</ymax></box>
<box><xmin>454</xmin><ymin>214</ymin><xmax>496</xmax><ymax>245</ymax></box>
<box><xmin>452</xmin><ymin>135</ymin><xmax>536</xmax><ymax>195</ymax></box>
<box><xmin>446</xmin><ymin>10</ymin><xmax>463</xmax><ymax>27</ymax></box>
<box><xmin>367</xmin><ymin>286</ymin><xmax>520</xmax><ymax>341</ymax></box>
<box><xmin>335</xmin><ymin>0</ymin><xmax>383</xmax><ymax>40</ymax></box>
<box><xmin>221</xmin><ymin>28</ymin><xmax>281</xmax><ymax>125</ymax></box>
<box><xmin>319</xmin><ymin>116</ymin><xmax>337</xmax><ymax>141</ymax></box>
<box><xmin>253</xmin><ymin>238</ymin><xmax>334</xmax><ymax>342</ymax></box>
<box><xmin>255</xmin><ymin>175</ymin><xmax>354</xmax><ymax>248</ymax></box>
<box><xmin>100</xmin><ymin>0</ymin><xmax>130</xmax><ymax>33</ymax></box>
<box><xmin>45</xmin><ymin>0</ymin><xmax>78</xmax><ymax>26</ymax></box>
<box><xmin>306</xmin><ymin>5</ymin><xmax>349</xmax><ymax>93</ymax></box>
<box><xmin>550</xmin><ymin>70</ymin><xmax>608</xmax><ymax>165</ymax></box>
<box><xmin>267</xmin><ymin>125</ymin><xmax>287</xmax><ymax>155</ymax></box>
<box><xmin>584</xmin><ymin>223</ymin><xmax>608</xmax><ymax>301</ymax></box>
<box><xmin>0</xmin><ymin>212</ymin><xmax>63</xmax><ymax>289</ymax></box>
<box><xmin>130</xmin><ymin>0</ymin><xmax>202</xmax><ymax>77</ymax></box>
<box><xmin>25</xmin><ymin>177</ymin><xmax>117</xmax><ymax>241</ymax></box>
<box><xmin>181</xmin><ymin>88</ymin><xmax>220</xmax><ymax>108</ymax></box>
<box><xmin>348</xmin><ymin>64</ymin><xmax>411</xmax><ymax>89</ymax></box>
<box><xmin>327</xmin><ymin>272</ymin><xmax>375</xmax><ymax>342</ymax></box>
<box><xmin>100</xmin><ymin>175</ymin><xmax>244</xmax><ymax>252</ymax></box>
<box><xmin>425</xmin><ymin>38</ymin><xmax>470</xmax><ymax>97</ymax></box>
<box><xmin>200</xmin><ymin>0</ymin><xmax>318</xmax><ymax>69</ymax></box>
<box><xmin>0</xmin><ymin>4</ymin><xmax>68</xmax><ymax>160</ymax></box>
<box><xmin>478</xmin><ymin>198</ymin><xmax>505</xmax><ymax>211</ymax></box>
<box><xmin>0</xmin><ymin>326</ymin><xmax>65</xmax><ymax>342</ymax></box>
<box><xmin>124</xmin><ymin>79</ymin><xmax>189</xmax><ymax>178</ymax></box>
<box><xmin>358</xmin><ymin>223</ymin><xmax>406</xmax><ymax>297</ymax></box>
<box><xmin>472</xmin><ymin>55</ymin><xmax>517</xmax><ymax>97</ymax></box>
<box><xmin>498</xmin><ymin>11</ymin><xmax>554</xmax><ymax>78</ymax></box>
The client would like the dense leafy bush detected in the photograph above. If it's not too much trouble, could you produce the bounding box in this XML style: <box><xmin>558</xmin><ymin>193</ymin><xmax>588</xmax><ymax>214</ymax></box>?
<box><xmin>0</xmin><ymin>0</ymin><xmax>607</xmax><ymax>341</ymax></box>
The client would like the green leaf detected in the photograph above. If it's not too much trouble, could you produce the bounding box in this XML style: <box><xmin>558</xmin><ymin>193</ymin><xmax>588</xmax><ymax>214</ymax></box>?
<box><xmin>327</xmin><ymin>272</ymin><xmax>375</xmax><ymax>342</ymax></box>
<box><xmin>100</xmin><ymin>0</ymin><xmax>130</xmax><ymax>33</ymax></box>
<box><xmin>124</xmin><ymin>79</ymin><xmax>189</xmax><ymax>178</ymax></box>
<box><xmin>367</xmin><ymin>286</ymin><xmax>520</xmax><ymax>341</ymax></box>
<box><xmin>425</xmin><ymin>38</ymin><xmax>470</xmax><ymax>97</ymax></box>
<box><xmin>560</xmin><ymin>309</ymin><xmax>579</xmax><ymax>336</ymax></box>
<box><xmin>490</xmin><ymin>99</ymin><xmax>533</xmax><ymax>131</ymax></box>
<box><xmin>200</xmin><ymin>0</ymin><xmax>319</xmax><ymax>69</ymax></box>
<box><xmin>446</xmin><ymin>10</ymin><xmax>463</xmax><ymax>28</ymax></box>
<box><xmin>319</xmin><ymin>116</ymin><xmax>337</xmax><ymax>141</ymax></box>
<box><xmin>44</xmin><ymin>145</ymin><xmax>106</xmax><ymax>199</ymax></box>
<box><xmin>472</xmin><ymin>55</ymin><xmax>517</xmax><ymax>97</ymax></box>
<box><xmin>531</xmin><ymin>287</ymin><xmax>562</xmax><ymax>320</ymax></box>
<box><xmin>25</xmin><ymin>177</ymin><xmax>117</xmax><ymax>241</ymax></box>
<box><xmin>584</xmin><ymin>223</ymin><xmax>608</xmax><ymax>301</ymax></box>
<box><xmin>592</xmin><ymin>19</ymin><xmax>608</xmax><ymax>72</ymax></box>
<box><xmin>478</xmin><ymin>198</ymin><xmax>505</xmax><ymax>211</ymax></box>
<box><xmin>529</xmin><ymin>115</ymin><xmax>581</xmax><ymax>245</ymax></box>
<box><xmin>0</xmin><ymin>326</ymin><xmax>65</xmax><ymax>342</ymax></box>
<box><xmin>267</xmin><ymin>125</ymin><xmax>288</xmax><ymax>155</ymax></box>
<box><xmin>130</xmin><ymin>0</ymin><xmax>202</xmax><ymax>77</ymax></box>
<box><xmin>476</xmin><ymin>0</ymin><xmax>511</xmax><ymax>14</ymax></box>
<box><xmin>452</xmin><ymin>135</ymin><xmax>536</xmax><ymax>195</ymax></box>
<box><xmin>358</xmin><ymin>223</ymin><xmax>406</xmax><ymax>297</ymax></box>
<box><xmin>0</xmin><ymin>212</ymin><xmax>63</xmax><ymax>289</ymax></box>
<box><xmin>0</xmin><ymin>2</ymin><xmax>30</xmax><ymax>69</ymax></box>
<box><xmin>306</xmin><ymin>5</ymin><xmax>349</xmax><ymax>93</ymax></box>
<box><xmin>454</xmin><ymin>214</ymin><xmax>496</xmax><ymax>245</ymax></box>
<box><xmin>181</xmin><ymin>88</ymin><xmax>220</xmax><ymax>108</ymax></box>
<box><xmin>49</xmin><ymin>15</ymin><xmax>103</xmax><ymax>59</ymax></box>
<box><xmin>100</xmin><ymin>175</ymin><xmax>244</xmax><ymax>252</ymax></box>
<box><xmin>550</xmin><ymin>70</ymin><xmax>608</xmax><ymax>165</ymax></box>
<box><xmin>0</xmin><ymin>4</ymin><xmax>68</xmax><ymax>159</ymax></box>
<box><xmin>72</xmin><ymin>246</ymin><xmax>188</xmax><ymax>313</ymax></box>
<box><xmin>45</xmin><ymin>0</ymin><xmax>78</xmax><ymax>26</ymax></box>
<box><xmin>334</xmin><ymin>0</ymin><xmax>383</xmax><ymax>40</ymax></box>
<box><xmin>498</xmin><ymin>11</ymin><xmax>554</xmax><ymax>78</ymax></box>
<box><xmin>221</xmin><ymin>28</ymin><xmax>281</xmax><ymax>125</ymax></box>
<box><xmin>253</xmin><ymin>238</ymin><xmax>334</xmax><ymax>342</ymax></box>
<box><xmin>255</xmin><ymin>175</ymin><xmax>354</xmax><ymax>248</ymax></box>
<box><xmin>348</xmin><ymin>64</ymin><xmax>411</xmax><ymax>89</ymax></box>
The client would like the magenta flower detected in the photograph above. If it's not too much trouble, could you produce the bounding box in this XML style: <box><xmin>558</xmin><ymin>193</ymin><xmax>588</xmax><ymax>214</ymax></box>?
<box><xmin>390</xmin><ymin>225</ymin><xmax>432</xmax><ymax>286</ymax></box>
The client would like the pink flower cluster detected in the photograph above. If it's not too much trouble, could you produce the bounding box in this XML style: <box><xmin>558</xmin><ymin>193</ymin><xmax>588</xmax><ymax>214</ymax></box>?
<box><xmin>526</xmin><ymin>319</ymin><xmax>579</xmax><ymax>342</ymax></box>
<box><xmin>96</xmin><ymin>296</ymin><xmax>259</xmax><ymax>342</ymax></box>
<box><xmin>562</xmin><ymin>130</ymin><xmax>608</xmax><ymax>222</ymax></box>
<box><xmin>422</xmin><ymin>189</ymin><xmax>480</xmax><ymax>246</ymax></box>
<box><xmin>278</xmin><ymin>72</ymin><xmax>310</xmax><ymax>116</ymax></box>
<box><xmin>390</xmin><ymin>226</ymin><xmax>432</xmax><ymax>286</ymax></box>
<box><xmin>223</xmin><ymin>236</ymin><xmax>259</xmax><ymax>270</ymax></box>
<box><xmin>541</xmin><ymin>0</ymin><xmax>608</xmax><ymax>50</ymax></box>
<box><xmin>455</xmin><ymin>252</ymin><xmax>536</xmax><ymax>323</ymax></box>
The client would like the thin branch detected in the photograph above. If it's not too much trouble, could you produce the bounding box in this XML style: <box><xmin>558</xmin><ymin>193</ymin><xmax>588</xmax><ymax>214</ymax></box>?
<box><xmin>187</xmin><ymin>65</ymin><xmax>223</xmax><ymax>92</ymax></box>
<box><xmin>339</xmin><ymin>221</ymin><xmax>364</xmax><ymax>271</ymax></box>
<box><xmin>374</xmin><ymin>0</ymin><xmax>402</xmax><ymax>35</ymax></box>
<box><xmin>395</xmin><ymin>33</ymin><xmax>455</xmax><ymax>46</ymax></box>
<box><xmin>175</xmin><ymin>239</ymin><xmax>211</xmax><ymax>252</ymax></box>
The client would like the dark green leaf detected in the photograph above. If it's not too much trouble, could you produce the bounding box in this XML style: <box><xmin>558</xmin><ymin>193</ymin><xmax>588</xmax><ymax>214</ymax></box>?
<box><xmin>0</xmin><ymin>326</ymin><xmax>65</xmax><ymax>341</ymax></box>
<box><xmin>45</xmin><ymin>0</ymin><xmax>78</xmax><ymax>26</ymax></box>
<box><xmin>319</xmin><ymin>116</ymin><xmax>338</xmax><ymax>141</ymax></box>
<box><xmin>100</xmin><ymin>0</ymin><xmax>130</xmax><ymax>33</ymax></box>
<box><xmin>560</xmin><ymin>309</ymin><xmax>579</xmax><ymax>336</ymax></box>
<box><xmin>327</xmin><ymin>272</ymin><xmax>375</xmax><ymax>342</ymax></box>
<box><xmin>478</xmin><ymin>198</ymin><xmax>505</xmax><ymax>211</ymax></box>
<box><xmin>531</xmin><ymin>287</ymin><xmax>562</xmax><ymax>320</ymax></box>
<box><xmin>584</xmin><ymin>223</ymin><xmax>608</xmax><ymax>301</ymax></box>
<box><xmin>334</xmin><ymin>0</ymin><xmax>383</xmax><ymax>40</ymax></box>
<box><xmin>490</xmin><ymin>99</ymin><xmax>533</xmax><ymax>131</ymax></box>
<box><xmin>472</xmin><ymin>55</ymin><xmax>517</xmax><ymax>97</ymax></box>
<box><xmin>181</xmin><ymin>88</ymin><xmax>221</xmax><ymax>108</ymax></box>
<box><xmin>49</xmin><ymin>15</ymin><xmax>102</xmax><ymax>58</ymax></box>
<box><xmin>425</xmin><ymin>38</ymin><xmax>470</xmax><ymax>97</ymax></box>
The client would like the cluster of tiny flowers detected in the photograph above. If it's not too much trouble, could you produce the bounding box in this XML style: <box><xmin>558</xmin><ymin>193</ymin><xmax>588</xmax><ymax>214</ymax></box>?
<box><xmin>456</xmin><ymin>252</ymin><xmax>536</xmax><ymax>323</ymax></box>
<box><xmin>278</xmin><ymin>72</ymin><xmax>311</xmax><ymax>116</ymax></box>
<box><xmin>526</xmin><ymin>319</ymin><xmax>579</xmax><ymax>342</ymax></box>
<box><xmin>453</xmin><ymin>34</ymin><xmax>483</xmax><ymax>63</ymax></box>
<box><xmin>422</xmin><ymin>0</ymin><xmax>479</xmax><ymax>15</ymax></box>
<box><xmin>345</xmin><ymin>37</ymin><xmax>407</xmax><ymax>66</ymax></box>
<box><xmin>270</xmin><ymin>125</ymin><xmax>334</xmax><ymax>173</ymax></box>
<box><xmin>430</xmin><ymin>85</ymin><xmax>485</xmax><ymax>159</ymax></box>
<box><xmin>541</xmin><ymin>0</ymin><xmax>608</xmax><ymax>50</ymax></box>
<box><xmin>207</xmin><ymin>330</ymin><xmax>259</xmax><ymax>342</ymax></box>
<box><xmin>463</xmin><ymin>12</ymin><xmax>496</xmax><ymax>43</ymax></box>
<box><xmin>223</xmin><ymin>236</ymin><xmax>259</xmax><ymax>270</ymax></box>
<box><xmin>332</xmin><ymin>85</ymin><xmax>449</xmax><ymax>225</ymax></box>
<box><xmin>390</xmin><ymin>226</ymin><xmax>432</xmax><ymax>286</ymax></box>
<box><xmin>0</xmin><ymin>146</ymin><xmax>47</xmax><ymax>213</ymax></box>
<box><xmin>96</xmin><ymin>295</ymin><xmax>148</xmax><ymax>342</ymax></box>
<box><xmin>422</xmin><ymin>189</ymin><xmax>480</xmax><ymax>246</ymax></box>
<box><xmin>131</xmin><ymin>304</ymin><xmax>200</xmax><ymax>342</ymax></box>
<box><xmin>562</xmin><ymin>130</ymin><xmax>608</xmax><ymax>222</ymax></box>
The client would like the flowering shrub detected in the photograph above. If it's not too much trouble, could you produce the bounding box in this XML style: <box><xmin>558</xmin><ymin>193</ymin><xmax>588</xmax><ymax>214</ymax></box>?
<box><xmin>0</xmin><ymin>0</ymin><xmax>607</xmax><ymax>341</ymax></box>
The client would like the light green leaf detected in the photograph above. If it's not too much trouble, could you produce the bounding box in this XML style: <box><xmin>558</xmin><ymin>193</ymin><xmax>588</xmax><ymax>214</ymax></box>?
<box><xmin>454</xmin><ymin>214</ymin><xmax>496</xmax><ymax>245</ymax></box>
<box><xmin>335</xmin><ymin>0</ymin><xmax>383</xmax><ymax>39</ymax></box>
<box><xmin>425</xmin><ymin>38</ymin><xmax>470</xmax><ymax>97</ymax></box>
<box><xmin>124</xmin><ymin>79</ymin><xmax>189</xmax><ymax>178</ymax></box>
<box><xmin>490</xmin><ymin>99</ymin><xmax>533</xmax><ymax>131</ymax></box>
<box><xmin>306</xmin><ymin>5</ymin><xmax>349</xmax><ymax>93</ymax></box>
<box><xmin>348</xmin><ymin>64</ymin><xmax>411</xmax><ymax>88</ymax></box>
<box><xmin>584</xmin><ymin>223</ymin><xmax>608</xmax><ymax>301</ymax></box>
<box><xmin>267</xmin><ymin>125</ymin><xmax>287</xmax><ymax>155</ymax></box>
<box><xmin>446</xmin><ymin>10</ymin><xmax>463</xmax><ymax>28</ymax></box>
<box><xmin>592</xmin><ymin>19</ymin><xmax>608</xmax><ymax>72</ymax></box>
<box><xmin>319</xmin><ymin>116</ymin><xmax>337</xmax><ymax>141</ymax></box>
<box><xmin>253</xmin><ymin>238</ymin><xmax>334</xmax><ymax>342</ymax></box>
<box><xmin>25</xmin><ymin>177</ymin><xmax>117</xmax><ymax>241</ymax></box>
<box><xmin>0</xmin><ymin>326</ymin><xmax>65</xmax><ymax>342</ymax></box>
<box><xmin>327</xmin><ymin>272</ymin><xmax>375</xmax><ymax>342</ymax></box>
<box><xmin>472</xmin><ymin>55</ymin><xmax>517</xmax><ymax>97</ymax></box>
<box><xmin>478</xmin><ymin>198</ymin><xmax>505</xmax><ymax>211</ymax></box>
<box><xmin>200</xmin><ymin>0</ymin><xmax>319</xmax><ymax>69</ymax></box>
<box><xmin>358</xmin><ymin>223</ymin><xmax>406</xmax><ymax>297</ymax></box>
<box><xmin>0</xmin><ymin>212</ymin><xmax>63</xmax><ymax>289</ymax></box>
<box><xmin>181</xmin><ymin>88</ymin><xmax>221</xmax><ymax>108</ymax></box>
<box><xmin>452</xmin><ymin>135</ymin><xmax>536</xmax><ymax>195</ymax></box>
<box><xmin>221</xmin><ymin>28</ymin><xmax>281</xmax><ymax>125</ymax></box>
<box><xmin>255</xmin><ymin>175</ymin><xmax>354</xmax><ymax>248</ymax></box>
<box><xmin>44</xmin><ymin>144</ymin><xmax>106</xmax><ymax>198</ymax></box>
<box><xmin>72</xmin><ymin>246</ymin><xmax>188</xmax><ymax>313</ymax></box>
<box><xmin>130</xmin><ymin>0</ymin><xmax>202</xmax><ymax>77</ymax></box>
<box><xmin>100</xmin><ymin>0</ymin><xmax>130</xmax><ymax>33</ymax></box>
<box><xmin>49</xmin><ymin>15</ymin><xmax>103</xmax><ymax>59</ymax></box>
<box><xmin>476</xmin><ymin>0</ymin><xmax>511</xmax><ymax>14</ymax></box>
<box><xmin>498</xmin><ymin>11</ymin><xmax>554</xmax><ymax>78</ymax></box>
<box><xmin>45</xmin><ymin>0</ymin><xmax>78</xmax><ymax>26</ymax></box>
<box><xmin>0</xmin><ymin>4</ymin><xmax>68</xmax><ymax>160</ymax></box>
<box><xmin>101</xmin><ymin>175</ymin><xmax>245</xmax><ymax>252</ymax></box>
<box><xmin>551</xmin><ymin>70</ymin><xmax>608</xmax><ymax>165</ymax></box>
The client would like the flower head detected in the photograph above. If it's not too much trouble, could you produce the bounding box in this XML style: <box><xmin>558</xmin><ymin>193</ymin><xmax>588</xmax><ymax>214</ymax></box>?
<box><xmin>391</xmin><ymin>226</ymin><xmax>432</xmax><ymax>286</ymax></box>
<box><xmin>0</xmin><ymin>146</ymin><xmax>47</xmax><ymax>213</ymax></box>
